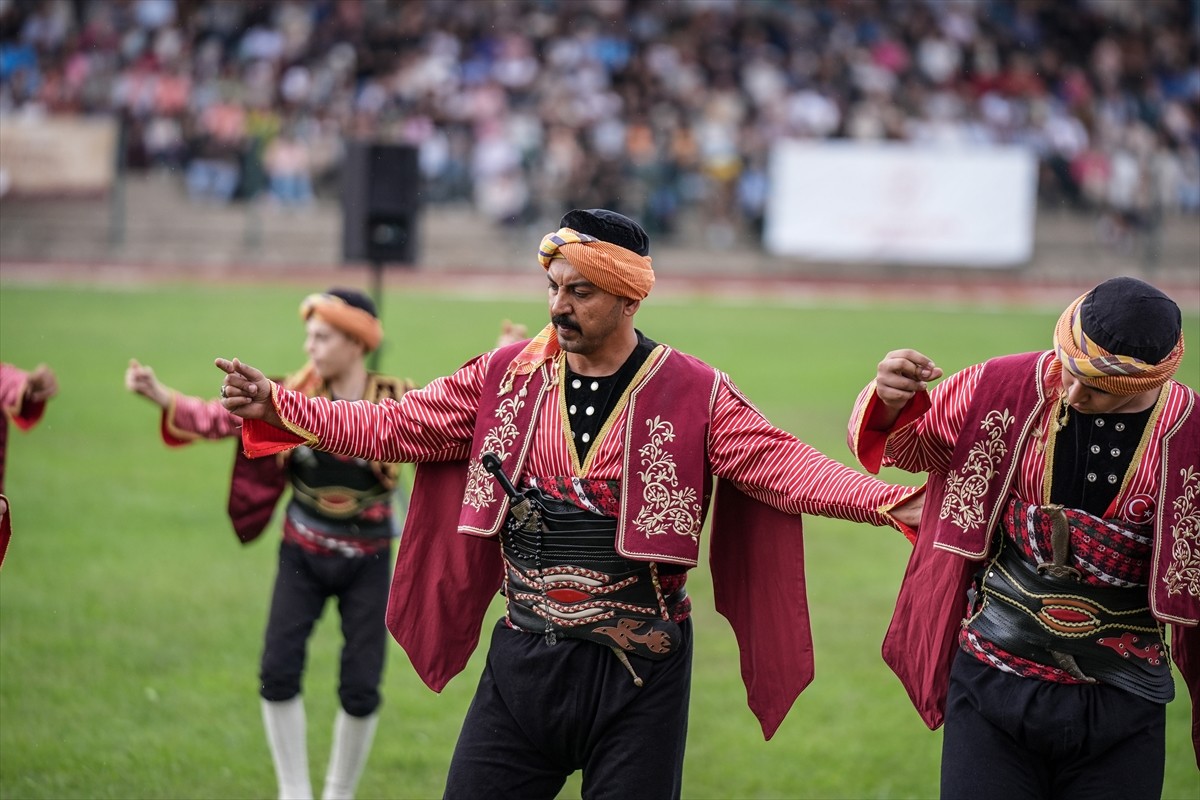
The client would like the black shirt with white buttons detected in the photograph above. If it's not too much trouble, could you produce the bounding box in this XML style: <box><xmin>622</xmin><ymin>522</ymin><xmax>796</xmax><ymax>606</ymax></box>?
<box><xmin>563</xmin><ymin>331</ymin><xmax>658</xmax><ymax>461</ymax></box>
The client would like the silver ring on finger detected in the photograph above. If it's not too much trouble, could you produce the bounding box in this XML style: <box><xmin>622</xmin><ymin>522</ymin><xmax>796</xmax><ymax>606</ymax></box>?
<box><xmin>220</xmin><ymin>385</ymin><xmax>227</xmax><ymax>398</ymax></box>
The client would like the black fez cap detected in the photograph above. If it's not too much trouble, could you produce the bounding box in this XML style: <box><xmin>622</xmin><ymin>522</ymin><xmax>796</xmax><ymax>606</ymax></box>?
<box><xmin>326</xmin><ymin>287</ymin><xmax>378</xmax><ymax>319</ymax></box>
<box><xmin>1080</xmin><ymin>277</ymin><xmax>1181</xmax><ymax>364</ymax></box>
<box><xmin>559</xmin><ymin>209</ymin><xmax>650</xmax><ymax>257</ymax></box>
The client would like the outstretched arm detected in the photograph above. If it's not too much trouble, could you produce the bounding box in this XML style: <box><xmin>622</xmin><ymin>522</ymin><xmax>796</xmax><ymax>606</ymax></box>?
<box><xmin>708</xmin><ymin>375</ymin><xmax>922</xmax><ymax>537</ymax></box>
<box><xmin>215</xmin><ymin>354</ymin><xmax>485</xmax><ymax>463</ymax></box>
<box><xmin>130</xmin><ymin>359</ymin><xmax>241</xmax><ymax>442</ymax></box>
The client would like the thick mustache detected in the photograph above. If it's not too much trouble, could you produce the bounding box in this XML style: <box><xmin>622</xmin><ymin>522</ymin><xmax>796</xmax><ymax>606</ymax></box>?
<box><xmin>552</xmin><ymin>315</ymin><xmax>581</xmax><ymax>332</ymax></box>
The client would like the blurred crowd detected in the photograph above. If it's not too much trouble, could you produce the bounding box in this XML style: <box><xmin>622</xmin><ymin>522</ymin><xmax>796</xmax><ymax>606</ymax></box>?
<box><xmin>1</xmin><ymin>0</ymin><xmax>1197</xmax><ymax>244</ymax></box>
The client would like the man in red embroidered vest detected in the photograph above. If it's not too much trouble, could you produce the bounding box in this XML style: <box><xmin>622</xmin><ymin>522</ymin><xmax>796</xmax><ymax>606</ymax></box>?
<box><xmin>0</xmin><ymin>361</ymin><xmax>58</xmax><ymax>568</ymax></box>
<box><xmin>127</xmin><ymin>289</ymin><xmax>412</xmax><ymax>800</ymax></box>
<box><xmin>848</xmin><ymin>276</ymin><xmax>1199</xmax><ymax>797</ymax></box>
<box><xmin>217</xmin><ymin>209</ymin><xmax>924</xmax><ymax>799</ymax></box>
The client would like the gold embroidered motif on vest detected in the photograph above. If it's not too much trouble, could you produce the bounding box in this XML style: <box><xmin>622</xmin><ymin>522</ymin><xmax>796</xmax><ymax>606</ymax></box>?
<box><xmin>464</xmin><ymin>390</ymin><xmax>526</xmax><ymax>511</ymax></box>
<box><xmin>632</xmin><ymin>416</ymin><xmax>702</xmax><ymax>541</ymax></box>
<box><xmin>940</xmin><ymin>408</ymin><xmax>1015</xmax><ymax>531</ymax></box>
<box><xmin>1164</xmin><ymin>465</ymin><xmax>1200</xmax><ymax>598</ymax></box>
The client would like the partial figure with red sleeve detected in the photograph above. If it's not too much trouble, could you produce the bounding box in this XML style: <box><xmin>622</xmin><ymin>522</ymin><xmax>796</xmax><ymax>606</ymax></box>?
<box><xmin>215</xmin><ymin>209</ymin><xmax>927</xmax><ymax>799</ymax></box>
<box><xmin>127</xmin><ymin>289</ymin><xmax>412</xmax><ymax>800</ymax></box>
<box><xmin>847</xmin><ymin>276</ymin><xmax>1199</xmax><ymax>798</ymax></box>
<box><xmin>0</xmin><ymin>361</ymin><xmax>58</xmax><ymax>568</ymax></box>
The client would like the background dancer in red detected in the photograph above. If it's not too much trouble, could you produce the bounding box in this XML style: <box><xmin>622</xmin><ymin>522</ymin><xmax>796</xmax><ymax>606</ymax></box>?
<box><xmin>127</xmin><ymin>289</ymin><xmax>409</xmax><ymax>800</ymax></box>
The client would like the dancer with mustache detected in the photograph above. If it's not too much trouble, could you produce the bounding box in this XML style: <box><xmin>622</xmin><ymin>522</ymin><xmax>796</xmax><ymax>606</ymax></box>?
<box><xmin>215</xmin><ymin>209</ymin><xmax>925</xmax><ymax>799</ymax></box>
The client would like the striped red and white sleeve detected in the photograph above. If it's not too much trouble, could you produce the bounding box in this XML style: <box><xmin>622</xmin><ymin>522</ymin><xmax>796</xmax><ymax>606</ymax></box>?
<box><xmin>707</xmin><ymin>374</ymin><xmax>918</xmax><ymax>530</ymax></box>
<box><xmin>849</xmin><ymin>363</ymin><xmax>984</xmax><ymax>477</ymax></box>
<box><xmin>161</xmin><ymin>393</ymin><xmax>242</xmax><ymax>446</ymax></box>
<box><xmin>246</xmin><ymin>352</ymin><xmax>492</xmax><ymax>463</ymax></box>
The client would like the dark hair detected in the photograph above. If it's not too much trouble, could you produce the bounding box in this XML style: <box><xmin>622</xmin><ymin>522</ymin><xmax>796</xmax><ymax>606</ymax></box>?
<box><xmin>559</xmin><ymin>209</ymin><xmax>651</xmax><ymax>256</ymax></box>
<box><xmin>326</xmin><ymin>288</ymin><xmax>378</xmax><ymax>319</ymax></box>
<box><xmin>1080</xmin><ymin>277</ymin><xmax>1181</xmax><ymax>364</ymax></box>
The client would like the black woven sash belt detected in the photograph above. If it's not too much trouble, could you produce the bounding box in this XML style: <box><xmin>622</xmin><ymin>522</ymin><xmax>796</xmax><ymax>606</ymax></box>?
<box><xmin>966</xmin><ymin>544</ymin><xmax>1173</xmax><ymax>703</ymax></box>
<box><xmin>500</xmin><ymin>490</ymin><xmax>684</xmax><ymax>661</ymax></box>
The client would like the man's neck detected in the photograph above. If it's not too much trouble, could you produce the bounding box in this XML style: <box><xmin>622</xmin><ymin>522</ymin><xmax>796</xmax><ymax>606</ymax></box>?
<box><xmin>1117</xmin><ymin>385</ymin><xmax>1163</xmax><ymax>414</ymax></box>
<box><xmin>564</xmin><ymin>329</ymin><xmax>639</xmax><ymax>377</ymax></box>
<box><xmin>326</xmin><ymin>363</ymin><xmax>369</xmax><ymax>401</ymax></box>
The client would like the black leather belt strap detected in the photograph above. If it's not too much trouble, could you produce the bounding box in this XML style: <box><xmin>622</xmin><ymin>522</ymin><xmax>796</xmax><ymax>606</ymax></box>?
<box><xmin>503</xmin><ymin>556</ymin><xmax>686</xmax><ymax>662</ymax></box>
<box><xmin>497</xmin><ymin>482</ymin><xmax>684</xmax><ymax>661</ymax></box>
<box><xmin>482</xmin><ymin>452</ymin><xmax>687</xmax><ymax>664</ymax></box>
<box><xmin>966</xmin><ymin>543</ymin><xmax>1173</xmax><ymax>703</ymax></box>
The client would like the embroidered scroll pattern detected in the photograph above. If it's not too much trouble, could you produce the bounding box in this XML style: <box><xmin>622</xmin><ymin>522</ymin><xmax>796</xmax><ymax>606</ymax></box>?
<box><xmin>463</xmin><ymin>391</ymin><xmax>525</xmax><ymax>510</ymax></box>
<box><xmin>632</xmin><ymin>416</ymin><xmax>702</xmax><ymax>541</ymax></box>
<box><xmin>940</xmin><ymin>409</ymin><xmax>1015</xmax><ymax>531</ymax></box>
<box><xmin>1164</xmin><ymin>466</ymin><xmax>1200</xmax><ymax>597</ymax></box>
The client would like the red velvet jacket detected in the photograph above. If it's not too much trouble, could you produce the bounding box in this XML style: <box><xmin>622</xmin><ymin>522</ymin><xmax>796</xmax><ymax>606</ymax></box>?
<box><xmin>387</xmin><ymin>342</ymin><xmax>812</xmax><ymax>740</ymax></box>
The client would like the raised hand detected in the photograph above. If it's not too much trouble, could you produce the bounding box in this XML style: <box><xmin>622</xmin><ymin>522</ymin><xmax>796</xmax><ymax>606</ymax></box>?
<box><xmin>25</xmin><ymin>364</ymin><xmax>57</xmax><ymax>404</ymax></box>
<box><xmin>214</xmin><ymin>358</ymin><xmax>280</xmax><ymax>426</ymax></box>
<box><xmin>875</xmin><ymin>349</ymin><xmax>943</xmax><ymax>411</ymax></box>
<box><xmin>496</xmin><ymin>319</ymin><xmax>528</xmax><ymax>348</ymax></box>
<box><xmin>125</xmin><ymin>359</ymin><xmax>171</xmax><ymax>408</ymax></box>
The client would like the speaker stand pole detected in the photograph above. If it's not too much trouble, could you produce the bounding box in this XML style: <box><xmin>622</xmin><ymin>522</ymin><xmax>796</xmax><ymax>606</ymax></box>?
<box><xmin>368</xmin><ymin>258</ymin><xmax>384</xmax><ymax>372</ymax></box>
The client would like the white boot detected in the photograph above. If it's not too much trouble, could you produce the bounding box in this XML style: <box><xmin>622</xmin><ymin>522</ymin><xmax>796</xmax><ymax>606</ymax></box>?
<box><xmin>321</xmin><ymin>709</ymin><xmax>379</xmax><ymax>800</ymax></box>
<box><xmin>261</xmin><ymin>697</ymin><xmax>313</xmax><ymax>800</ymax></box>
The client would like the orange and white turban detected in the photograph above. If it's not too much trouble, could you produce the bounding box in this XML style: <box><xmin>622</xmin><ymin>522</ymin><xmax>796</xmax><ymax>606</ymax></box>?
<box><xmin>300</xmin><ymin>292</ymin><xmax>384</xmax><ymax>352</ymax></box>
<box><xmin>1053</xmin><ymin>281</ymin><xmax>1184</xmax><ymax>396</ymax></box>
<box><xmin>500</xmin><ymin>211</ymin><xmax>655</xmax><ymax>393</ymax></box>
<box><xmin>537</xmin><ymin>227</ymin><xmax>655</xmax><ymax>301</ymax></box>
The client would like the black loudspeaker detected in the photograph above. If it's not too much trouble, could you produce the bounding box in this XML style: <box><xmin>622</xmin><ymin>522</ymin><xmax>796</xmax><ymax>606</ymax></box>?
<box><xmin>341</xmin><ymin>142</ymin><xmax>420</xmax><ymax>265</ymax></box>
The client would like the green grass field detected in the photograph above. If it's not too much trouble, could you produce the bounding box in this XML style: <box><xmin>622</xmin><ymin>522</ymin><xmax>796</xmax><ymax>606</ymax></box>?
<box><xmin>1</xmin><ymin>280</ymin><xmax>1197</xmax><ymax>800</ymax></box>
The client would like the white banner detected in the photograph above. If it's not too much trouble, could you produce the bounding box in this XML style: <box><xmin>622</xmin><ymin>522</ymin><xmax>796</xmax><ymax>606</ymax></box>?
<box><xmin>764</xmin><ymin>141</ymin><xmax>1037</xmax><ymax>267</ymax></box>
<box><xmin>0</xmin><ymin>114</ymin><xmax>118</xmax><ymax>196</ymax></box>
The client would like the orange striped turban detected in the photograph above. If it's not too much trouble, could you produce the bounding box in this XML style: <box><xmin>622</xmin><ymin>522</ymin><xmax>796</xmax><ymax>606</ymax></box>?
<box><xmin>537</xmin><ymin>227</ymin><xmax>655</xmax><ymax>300</ymax></box>
<box><xmin>300</xmin><ymin>291</ymin><xmax>383</xmax><ymax>352</ymax></box>
<box><xmin>500</xmin><ymin>212</ymin><xmax>654</xmax><ymax>393</ymax></box>
<box><xmin>1053</xmin><ymin>279</ymin><xmax>1184</xmax><ymax>396</ymax></box>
